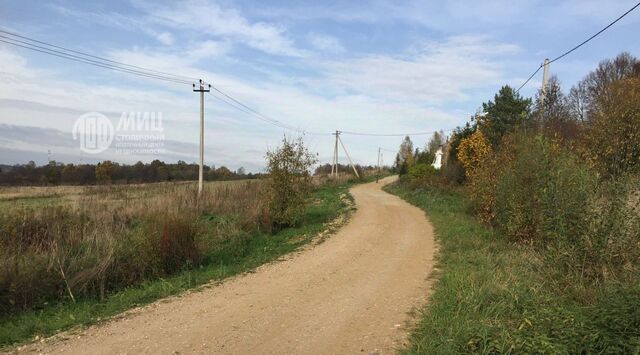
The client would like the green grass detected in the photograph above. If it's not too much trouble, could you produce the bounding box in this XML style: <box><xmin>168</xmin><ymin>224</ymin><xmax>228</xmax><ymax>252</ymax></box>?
<box><xmin>0</xmin><ymin>182</ymin><xmax>355</xmax><ymax>349</ymax></box>
<box><xmin>385</xmin><ymin>182</ymin><xmax>640</xmax><ymax>354</ymax></box>
<box><xmin>0</xmin><ymin>195</ymin><xmax>66</xmax><ymax>208</ymax></box>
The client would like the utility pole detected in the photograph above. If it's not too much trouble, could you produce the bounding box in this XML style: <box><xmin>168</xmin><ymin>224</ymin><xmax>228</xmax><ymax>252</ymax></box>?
<box><xmin>332</xmin><ymin>130</ymin><xmax>339</xmax><ymax>178</ymax></box>
<box><xmin>376</xmin><ymin>147</ymin><xmax>381</xmax><ymax>183</ymax></box>
<box><xmin>541</xmin><ymin>58</ymin><xmax>550</xmax><ymax>106</ymax></box>
<box><xmin>337</xmin><ymin>135</ymin><xmax>360</xmax><ymax>178</ymax></box>
<box><xmin>193</xmin><ymin>79</ymin><xmax>211</xmax><ymax>195</ymax></box>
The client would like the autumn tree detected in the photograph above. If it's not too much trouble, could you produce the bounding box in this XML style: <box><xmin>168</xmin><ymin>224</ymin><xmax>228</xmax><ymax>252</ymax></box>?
<box><xmin>533</xmin><ymin>76</ymin><xmax>577</xmax><ymax>140</ymax></box>
<box><xmin>447</xmin><ymin>123</ymin><xmax>475</xmax><ymax>164</ymax></box>
<box><xmin>586</xmin><ymin>75</ymin><xmax>640</xmax><ymax>177</ymax></box>
<box><xmin>427</xmin><ymin>131</ymin><xmax>445</xmax><ymax>155</ymax></box>
<box><xmin>567</xmin><ymin>81</ymin><xmax>588</xmax><ymax>122</ymax></box>
<box><xmin>394</xmin><ymin>136</ymin><xmax>415</xmax><ymax>175</ymax></box>
<box><xmin>95</xmin><ymin>161</ymin><xmax>115</xmax><ymax>184</ymax></box>
<box><xmin>581</xmin><ymin>52</ymin><xmax>639</xmax><ymax>118</ymax></box>
<box><xmin>265</xmin><ymin>136</ymin><xmax>318</xmax><ymax>229</ymax></box>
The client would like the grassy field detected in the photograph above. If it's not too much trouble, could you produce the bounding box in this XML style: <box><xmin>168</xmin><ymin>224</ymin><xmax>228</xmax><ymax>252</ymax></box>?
<box><xmin>385</xmin><ymin>182</ymin><xmax>640</xmax><ymax>354</ymax></box>
<box><xmin>0</xmin><ymin>178</ymin><xmax>357</xmax><ymax>348</ymax></box>
<box><xmin>0</xmin><ymin>180</ymin><xmax>252</xmax><ymax>207</ymax></box>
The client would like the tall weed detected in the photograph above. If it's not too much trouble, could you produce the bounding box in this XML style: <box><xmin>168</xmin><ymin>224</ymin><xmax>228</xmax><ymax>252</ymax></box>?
<box><xmin>0</xmin><ymin>180</ymin><xmax>271</xmax><ymax>316</ymax></box>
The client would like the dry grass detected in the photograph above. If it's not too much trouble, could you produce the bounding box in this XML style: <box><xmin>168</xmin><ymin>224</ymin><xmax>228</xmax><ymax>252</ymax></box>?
<box><xmin>0</xmin><ymin>180</ymin><xmax>269</xmax><ymax>315</ymax></box>
<box><xmin>0</xmin><ymin>180</ymin><xmax>253</xmax><ymax>202</ymax></box>
<box><xmin>0</xmin><ymin>175</ymin><xmax>367</xmax><ymax>316</ymax></box>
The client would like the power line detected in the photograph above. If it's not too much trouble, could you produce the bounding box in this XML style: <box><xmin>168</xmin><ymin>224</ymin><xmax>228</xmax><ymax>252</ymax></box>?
<box><xmin>548</xmin><ymin>1</ymin><xmax>640</xmax><ymax>64</ymax></box>
<box><xmin>210</xmin><ymin>87</ymin><xmax>298</xmax><ymax>131</ymax></box>
<box><xmin>4</xmin><ymin>0</ymin><xmax>640</xmax><ymax>139</ymax></box>
<box><xmin>340</xmin><ymin>128</ymin><xmax>455</xmax><ymax>137</ymax></box>
<box><xmin>0</xmin><ymin>29</ymin><xmax>461</xmax><ymax>138</ymax></box>
<box><xmin>207</xmin><ymin>91</ymin><xmax>293</xmax><ymax>130</ymax></box>
<box><xmin>208</xmin><ymin>0</ymin><xmax>640</xmax><ymax>135</ymax></box>
<box><xmin>206</xmin><ymin>90</ymin><xmax>331</xmax><ymax>135</ymax></box>
<box><xmin>515</xmin><ymin>65</ymin><xmax>543</xmax><ymax>93</ymax></box>
<box><xmin>208</xmin><ymin>86</ymin><xmax>458</xmax><ymax>138</ymax></box>
<box><xmin>208</xmin><ymin>87</ymin><xmax>456</xmax><ymax>137</ymax></box>
<box><xmin>0</xmin><ymin>30</ymin><xmax>192</xmax><ymax>84</ymax></box>
<box><xmin>0</xmin><ymin>29</ymin><xmax>195</xmax><ymax>81</ymax></box>
<box><xmin>515</xmin><ymin>1</ymin><xmax>640</xmax><ymax>93</ymax></box>
<box><xmin>0</xmin><ymin>38</ymin><xmax>192</xmax><ymax>85</ymax></box>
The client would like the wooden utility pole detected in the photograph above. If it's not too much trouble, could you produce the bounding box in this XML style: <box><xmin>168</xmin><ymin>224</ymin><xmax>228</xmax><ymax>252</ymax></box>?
<box><xmin>193</xmin><ymin>79</ymin><xmax>211</xmax><ymax>195</ymax></box>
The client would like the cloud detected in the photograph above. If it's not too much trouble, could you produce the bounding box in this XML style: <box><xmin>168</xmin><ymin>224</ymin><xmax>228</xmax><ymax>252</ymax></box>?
<box><xmin>319</xmin><ymin>35</ymin><xmax>519</xmax><ymax>103</ymax></box>
<box><xmin>1</xmin><ymin>0</ymin><xmax>531</xmax><ymax>170</ymax></box>
<box><xmin>152</xmin><ymin>31</ymin><xmax>175</xmax><ymax>46</ymax></box>
<box><xmin>0</xmin><ymin>49</ymin><xmax>40</xmax><ymax>80</ymax></box>
<box><xmin>0</xmin><ymin>43</ymin><xmax>469</xmax><ymax>169</ymax></box>
<box><xmin>250</xmin><ymin>0</ymin><xmax>536</xmax><ymax>30</ymax></box>
<box><xmin>107</xmin><ymin>39</ymin><xmax>230</xmax><ymax>77</ymax></box>
<box><xmin>50</xmin><ymin>5</ymin><xmax>178</xmax><ymax>46</ymax></box>
<box><xmin>0</xmin><ymin>123</ymin><xmax>272</xmax><ymax>170</ymax></box>
<box><xmin>307</xmin><ymin>34</ymin><xmax>345</xmax><ymax>53</ymax></box>
<box><xmin>136</xmin><ymin>0</ymin><xmax>306</xmax><ymax>57</ymax></box>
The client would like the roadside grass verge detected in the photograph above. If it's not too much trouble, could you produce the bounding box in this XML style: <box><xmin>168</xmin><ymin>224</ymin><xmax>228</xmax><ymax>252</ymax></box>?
<box><xmin>385</xmin><ymin>182</ymin><xmax>640</xmax><ymax>354</ymax></box>
<box><xmin>0</xmin><ymin>182</ymin><xmax>354</xmax><ymax>349</ymax></box>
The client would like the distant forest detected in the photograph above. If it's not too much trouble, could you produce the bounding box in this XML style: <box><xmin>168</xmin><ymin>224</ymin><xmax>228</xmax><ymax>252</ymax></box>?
<box><xmin>313</xmin><ymin>163</ymin><xmax>378</xmax><ymax>176</ymax></box>
<box><xmin>0</xmin><ymin>160</ymin><xmax>385</xmax><ymax>186</ymax></box>
<box><xmin>0</xmin><ymin>160</ymin><xmax>261</xmax><ymax>186</ymax></box>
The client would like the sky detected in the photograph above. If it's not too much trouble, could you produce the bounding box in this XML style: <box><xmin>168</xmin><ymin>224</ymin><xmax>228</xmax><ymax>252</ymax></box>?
<box><xmin>0</xmin><ymin>0</ymin><xmax>639</xmax><ymax>172</ymax></box>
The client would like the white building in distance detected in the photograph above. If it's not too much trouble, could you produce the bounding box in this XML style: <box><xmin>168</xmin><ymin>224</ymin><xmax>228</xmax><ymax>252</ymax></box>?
<box><xmin>432</xmin><ymin>147</ymin><xmax>443</xmax><ymax>170</ymax></box>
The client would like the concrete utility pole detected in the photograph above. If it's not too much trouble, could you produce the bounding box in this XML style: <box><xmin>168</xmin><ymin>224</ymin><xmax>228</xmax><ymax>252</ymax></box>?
<box><xmin>193</xmin><ymin>79</ymin><xmax>211</xmax><ymax>195</ymax></box>
<box><xmin>338</xmin><ymin>135</ymin><xmax>360</xmax><ymax>178</ymax></box>
<box><xmin>376</xmin><ymin>147</ymin><xmax>381</xmax><ymax>183</ymax></box>
<box><xmin>541</xmin><ymin>58</ymin><xmax>550</xmax><ymax>106</ymax></box>
<box><xmin>332</xmin><ymin>130</ymin><xmax>340</xmax><ymax>178</ymax></box>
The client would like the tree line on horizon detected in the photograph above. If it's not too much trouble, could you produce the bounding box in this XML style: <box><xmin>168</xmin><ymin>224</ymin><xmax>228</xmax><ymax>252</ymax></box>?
<box><xmin>0</xmin><ymin>160</ymin><xmax>261</xmax><ymax>186</ymax></box>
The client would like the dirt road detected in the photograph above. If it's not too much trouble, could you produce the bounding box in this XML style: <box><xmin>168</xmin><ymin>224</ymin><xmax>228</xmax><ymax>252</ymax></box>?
<box><xmin>19</xmin><ymin>176</ymin><xmax>436</xmax><ymax>354</ymax></box>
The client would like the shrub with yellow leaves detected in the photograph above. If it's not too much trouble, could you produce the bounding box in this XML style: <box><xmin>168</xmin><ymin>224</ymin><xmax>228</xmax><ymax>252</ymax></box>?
<box><xmin>456</xmin><ymin>130</ymin><xmax>496</xmax><ymax>223</ymax></box>
<box><xmin>457</xmin><ymin>130</ymin><xmax>493</xmax><ymax>180</ymax></box>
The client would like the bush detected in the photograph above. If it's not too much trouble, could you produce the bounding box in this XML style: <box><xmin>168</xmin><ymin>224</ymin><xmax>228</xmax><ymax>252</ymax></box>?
<box><xmin>469</xmin><ymin>131</ymin><xmax>640</xmax><ymax>281</ymax></box>
<box><xmin>459</xmin><ymin>130</ymin><xmax>499</xmax><ymax>223</ymax></box>
<box><xmin>441</xmin><ymin>160</ymin><xmax>465</xmax><ymax>185</ymax></box>
<box><xmin>571</xmin><ymin>178</ymin><xmax>640</xmax><ymax>281</ymax></box>
<box><xmin>467</xmin><ymin>155</ymin><xmax>500</xmax><ymax>224</ymax></box>
<box><xmin>265</xmin><ymin>137</ymin><xmax>317</xmax><ymax>229</ymax></box>
<box><xmin>493</xmin><ymin>134</ymin><xmax>597</xmax><ymax>246</ymax></box>
<box><xmin>407</xmin><ymin>163</ymin><xmax>436</xmax><ymax>181</ymax></box>
<box><xmin>158</xmin><ymin>214</ymin><xmax>201</xmax><ymax>274</ymax></box>
<box><xmin>457</xmin><ymin>130</ymin><xmax>493</xmax><ymax>181</ymax></box>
